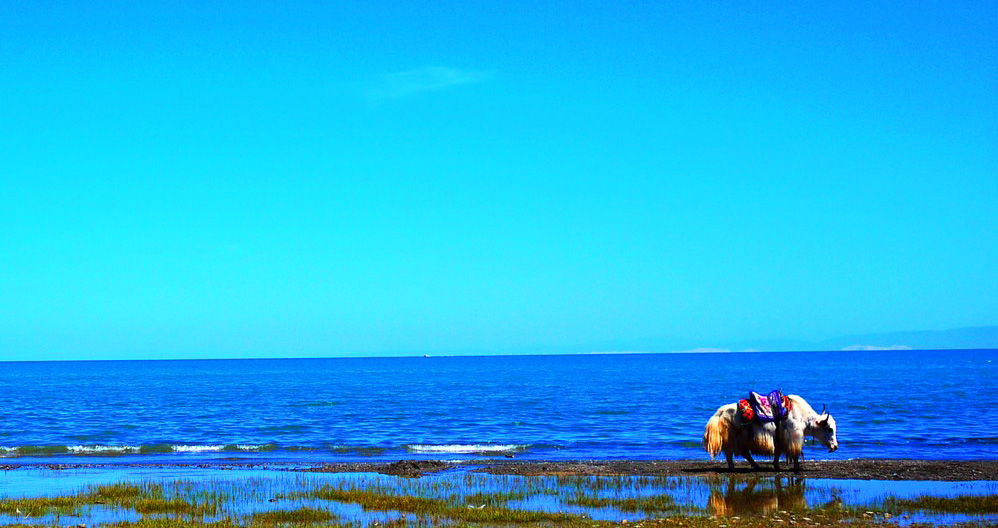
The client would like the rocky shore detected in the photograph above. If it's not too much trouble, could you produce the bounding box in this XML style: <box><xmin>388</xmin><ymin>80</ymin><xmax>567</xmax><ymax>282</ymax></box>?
<box><xmin>472</xmin><ymin>459</ymin><xmax>998</xmax><ymax>481</ymax></box>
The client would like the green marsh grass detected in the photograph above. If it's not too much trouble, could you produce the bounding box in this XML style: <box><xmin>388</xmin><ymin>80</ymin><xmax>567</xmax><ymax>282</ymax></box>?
<box><xmin>0</xmin><ymin>480</ymin><xmax>218</xmax><ymax>519</ymax></box>
<box><xmin>881</xmin><ymin>494</ymin><xmax>998</xmax><ymax>514</ymax></box>
<box><xmin>249</xmin><ymin>506</ymin><xmax>337</xmax><ymax>524</ymax></box>
<box><xmin>282</xmin><ymin>486</ymin><xmax>443</xmax><ymax>514</ymax></box>
<box><xmin>0</xmin><ymin>495</ymin><xmax>81</xmax><ymax>517</ymax></box>
<box><xmin>462</xmin><ymin>490</ymin><xmax>535</xmax><ymax>506</ymax></box>
<box><xmin>101</xmin><ymin>520</ymin><xmax>238</xmax><ymax>528</ymax></box>
<box><xmin>565</xmin><ymin>492</ymin><xmax>679</xmax><ymax>513</ymax></box>
<box><xmin>282</xmin><ymin>484</ymin><xmax>586</xmax><ymax>524</ymax></box>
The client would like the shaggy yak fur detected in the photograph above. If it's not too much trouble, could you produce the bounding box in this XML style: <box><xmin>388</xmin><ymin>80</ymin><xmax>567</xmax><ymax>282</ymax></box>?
<box><xmin>703</xmin><ymin>394</ymin><xmax>838</xmax><ymax>472</ymax></box>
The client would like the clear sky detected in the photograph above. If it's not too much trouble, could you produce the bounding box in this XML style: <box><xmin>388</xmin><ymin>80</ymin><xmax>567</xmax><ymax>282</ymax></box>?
<box><xmin>1</xmin><ymin>1</ymin><xmax>995</xmax><ymax>360</ymax></box>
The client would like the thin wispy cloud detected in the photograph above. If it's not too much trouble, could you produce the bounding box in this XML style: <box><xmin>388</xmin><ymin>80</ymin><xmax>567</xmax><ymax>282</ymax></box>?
<box><xmin>368</xmin><ymin>66</ymin><xmax>492</xmax><ymax>99</ymax></box>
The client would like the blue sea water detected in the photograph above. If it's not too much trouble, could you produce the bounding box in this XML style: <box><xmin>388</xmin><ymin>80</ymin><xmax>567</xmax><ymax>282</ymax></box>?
<box><xmin>0</xmin><ymin>349</ymin><xmax>995</xmax><ymax>462</ymax></box>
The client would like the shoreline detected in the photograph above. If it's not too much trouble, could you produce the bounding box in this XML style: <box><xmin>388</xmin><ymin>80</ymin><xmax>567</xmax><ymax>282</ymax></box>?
<box><xmin>2</xmin><ymin>458</ymin><xmax>995</xmax><ymax>481</ymax></box>
<box><xmin>471</xmin><ymin>459</ymin><xmax>998</xmax><ymax>481</ymax></box>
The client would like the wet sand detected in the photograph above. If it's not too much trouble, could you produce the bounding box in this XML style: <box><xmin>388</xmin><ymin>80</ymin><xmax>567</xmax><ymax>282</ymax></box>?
<box><xmin>5</xmin><ymin>459</ymin><xmax>992</xmax><ymax>481</ymax></box>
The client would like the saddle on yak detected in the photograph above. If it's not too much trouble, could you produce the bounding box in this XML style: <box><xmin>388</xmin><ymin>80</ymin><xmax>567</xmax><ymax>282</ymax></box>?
<box><xmin>737</xmin><ymin>389</ymin><xmax>792</xmax><ymax>425</ymax></box>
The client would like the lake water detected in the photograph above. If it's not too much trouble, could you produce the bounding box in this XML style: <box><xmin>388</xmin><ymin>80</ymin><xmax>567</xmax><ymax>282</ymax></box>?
<box><xmin>0</xmin><ymin>350</ymin><xmax>995</xmax><ymax>462</ymax></box>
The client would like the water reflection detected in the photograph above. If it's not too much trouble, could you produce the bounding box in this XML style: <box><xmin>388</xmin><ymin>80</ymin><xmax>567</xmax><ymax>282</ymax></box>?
<box><xmin>708</xmin><ymin>477</ymin><xmax>839</xmax><ymax>516</ymax></box>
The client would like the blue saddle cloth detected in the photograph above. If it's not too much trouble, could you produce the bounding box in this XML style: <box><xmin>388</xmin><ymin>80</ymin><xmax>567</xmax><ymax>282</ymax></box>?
<box><xmin>748</xmin><ymin>390</ymin><xmax>790</xmax><ymax>422</ymax></box>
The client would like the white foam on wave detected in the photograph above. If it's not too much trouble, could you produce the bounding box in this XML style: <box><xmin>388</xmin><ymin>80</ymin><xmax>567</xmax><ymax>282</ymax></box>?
<box><xmin>234</xmin><ymin>444</ymin><xmax>271</xmax><ymax>451</ymax></box>
<box><xmin>67</xmin><ymin>445</ymin><xmax>141</xmax><ymax>453</ymax></box>
<box><xmin>173</xmin><ymin>444</ymin><xmax>274</xmax><ymax>452</ymax></box>
<box><xmin>0</xmin><ymin>444</ymin><xmax>276</xmax><ymax>456</ymax></box>
<box><xmin>407</xmin><ymin>444</ymin><xmax>526</xmax><ymax>454</ymax></box>
<box><xmin>0</xmin><ymin>445</ymin><xmax>143</xmax><ymax>456</ymax></box>
<box><xmin>171</xmin><ymin>445</ymin><xmax>226</xmax><ymax>453</ymax></box>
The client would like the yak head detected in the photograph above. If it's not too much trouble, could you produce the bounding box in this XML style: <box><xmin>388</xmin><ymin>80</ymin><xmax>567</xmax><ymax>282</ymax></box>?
<box><xmin>813</xmin><ymin>404</ymin><xmax>838</xmax><ymax>452</ymax></box>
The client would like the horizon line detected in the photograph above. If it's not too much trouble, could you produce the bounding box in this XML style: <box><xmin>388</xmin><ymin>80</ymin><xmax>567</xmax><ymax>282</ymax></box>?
<box><xmin>1</xmin><ymin>347</ymin><xmax>994</xmax><ymax>364</ymax></box>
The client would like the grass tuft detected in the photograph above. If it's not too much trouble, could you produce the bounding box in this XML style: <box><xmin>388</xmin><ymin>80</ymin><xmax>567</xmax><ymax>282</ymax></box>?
<box><xmin>882</xmin><ymin>494</ymin><xmax>998</xmax><ymax>514</ymax></box>
<box><xmin>284</xmin><ymin>486</ymin><xmax>442</xmax><ymax>514</ymax></box>
<box><xmin>0</xmin><ymin>480</ymin><xmax>216</xmax><ymax>518</ymax></box>
<box><xmin>0</xmin><ymin>496</ymin><xmax>81</xmax><ymax>517</ymax></box>
<box><xmin>285</xmin><ymin>484</ymin><xmax>585</xmax><ymax>523</ymax></box>
<box><xmin>249</xmin><ymin>507</ymin><xmax>336</xmax><ymax>524</ymax></box>
<box><xmin>566</xmin><ymin>493</ymin><xmax>679</xmax><ymax>513</ymax></box>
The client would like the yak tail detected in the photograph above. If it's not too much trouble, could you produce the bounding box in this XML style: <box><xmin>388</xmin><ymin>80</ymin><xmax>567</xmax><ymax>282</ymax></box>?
<box><xmin>703</xmin><ymin>412</ymin><xmax>728</xmax><ymax>459</ymax></box>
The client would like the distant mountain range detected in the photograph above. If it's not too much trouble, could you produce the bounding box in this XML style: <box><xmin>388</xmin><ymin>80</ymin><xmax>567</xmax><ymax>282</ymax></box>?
<box><xmin>508</xmin><ymin>326</ymin><xmax>998</xmax><ymax>356</ymax></box>
<box><xmin>821</xmin><ymin>326</ymin><xmax>998</xmax><ymax>351</ymax></box>
<box><xmin>728</xmin><ymin>326</ymin><xmax>998</xmax><ymax>352</ymax></box>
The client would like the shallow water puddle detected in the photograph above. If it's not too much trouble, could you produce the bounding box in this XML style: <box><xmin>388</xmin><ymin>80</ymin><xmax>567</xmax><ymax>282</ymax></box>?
<box><xmin>0</xmin><ymin>467</ymin><xmax>994</xmax><ymax>526</ymax></box>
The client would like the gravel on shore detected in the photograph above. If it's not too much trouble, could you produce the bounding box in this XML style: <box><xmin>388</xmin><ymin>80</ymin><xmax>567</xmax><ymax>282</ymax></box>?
<box><xmin>299</xmin><ymin>459</ymin><xmax>998</xmax><ymax>480</ymax></box>
<box><xmin>471</xmin><ymin>459</ymin><xmax>998</xmax><ymax>481</ymax></box>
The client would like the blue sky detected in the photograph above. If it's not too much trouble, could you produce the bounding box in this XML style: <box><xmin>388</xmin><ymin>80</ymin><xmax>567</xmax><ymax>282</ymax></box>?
<box><xmin>1</xmin><ymin>1</ymin><xmax>995</xmax><ymax>360</ymax></box>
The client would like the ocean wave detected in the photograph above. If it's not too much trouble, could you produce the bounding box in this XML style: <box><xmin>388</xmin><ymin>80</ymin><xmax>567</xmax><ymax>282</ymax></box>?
<box><xmin>68</xmin><ymin>445</ymin><xmax>141</xmax><ymax>454</ymax></box>
<box><xmin>405</xmin><ymin>444</ymin><xmax>527</xmax><ymax>454</ymax></box>
<box><xmin>964</xmin><ymin>437</ymin><xmax>998</xmax><ymax>445</ymax></box>
<box><xmin>0</xmin><ymin>442</ymin><xmax>527</xmax><ymax>457</ymax></box>
<box><xmin>0</xmin><ymin>444</ymin><xmax>278</xmax><ymax>456</ymax></box>
<box><xmin>171</xmin><ymin>445</ymin><xmax>223</xmax><ymax>453</ymax></box>
<box><xmin>329</xmin><ymin>446</ymin><xmax>388</xmax><ymax>456</ymax></box>
<box><xmin>0</xmin><ymin>445</ymin><xmax>139</xmax><ymax>456</ymax></box>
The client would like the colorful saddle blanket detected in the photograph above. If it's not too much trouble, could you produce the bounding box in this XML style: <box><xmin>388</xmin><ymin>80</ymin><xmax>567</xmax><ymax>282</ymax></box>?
<box><xmin>738</xmin><ymin>390</ymin><xmax>792</xmax><ymax>424</ymax></box>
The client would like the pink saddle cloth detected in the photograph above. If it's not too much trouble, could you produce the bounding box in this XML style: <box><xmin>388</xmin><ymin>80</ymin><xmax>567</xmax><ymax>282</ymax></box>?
<box><xmin>748</xmin><ymin>390</ymin><xmax>791</xmax><ymax>422</ymax></box>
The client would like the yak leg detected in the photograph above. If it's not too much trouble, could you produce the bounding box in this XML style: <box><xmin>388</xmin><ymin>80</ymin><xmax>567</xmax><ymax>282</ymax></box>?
<box><xmin>792</xmin><ymin>455</ymin><xmax>801</xmax><ymax>473</ymax></box>
<box><xmin>724</xmin><ymin>450</ymin><xmax>734</xmax><ymax>470</ymax></box>
<box><xmin>737</xmin><ymin>425</ymin><xmax>761</xmax><ymax>469</ymax></box>
<box><xmin>772</xmin><ymin>420</ymin><xmax>785</xmax><ymax>471</ymax></box>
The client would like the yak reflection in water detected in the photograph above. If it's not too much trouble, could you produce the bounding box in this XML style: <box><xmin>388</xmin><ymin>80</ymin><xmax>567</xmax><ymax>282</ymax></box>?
<box><xmin>708</xmin><ymin>477</ymin><xmax>839</xmax><ymax>516</ymax></box>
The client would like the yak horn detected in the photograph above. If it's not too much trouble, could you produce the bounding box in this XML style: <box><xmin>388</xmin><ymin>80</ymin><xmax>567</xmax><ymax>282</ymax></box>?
<box><xmin>821</xmin><ymin>403</ymin><xmax>827</xmax><ymax>415</ymax></box>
